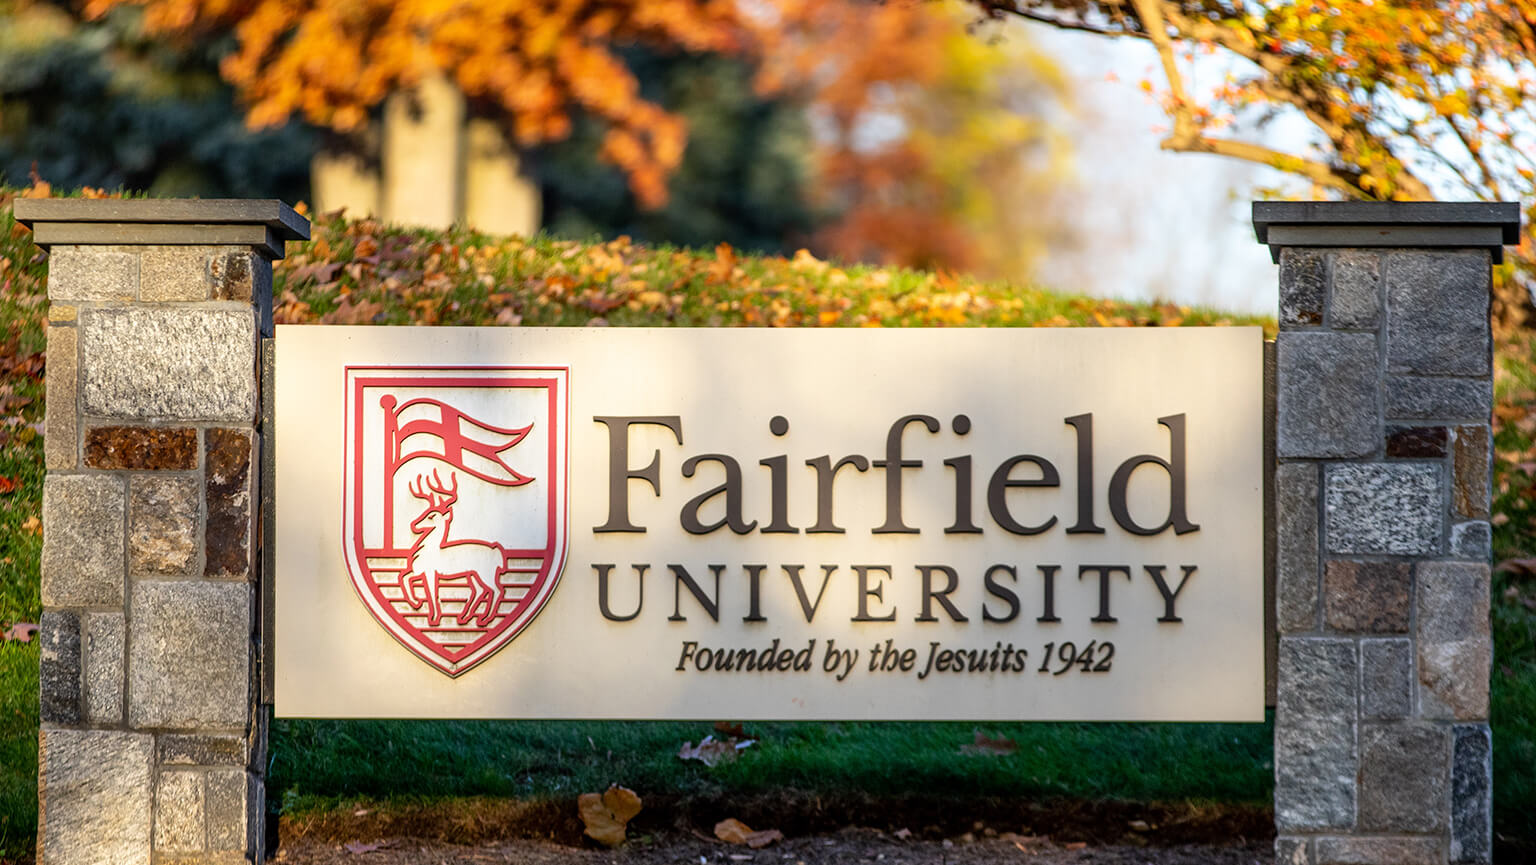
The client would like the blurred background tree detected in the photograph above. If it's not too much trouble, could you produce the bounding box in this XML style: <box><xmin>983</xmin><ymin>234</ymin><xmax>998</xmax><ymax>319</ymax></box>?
<box><xmin>0</xmin><ymin>0</ymin><xmax>1076</xmax><ymax>280</ymax></box>
<box><xmin>0</xmin><ymin>2</ymin><xmax>312</xmax><ymax>201</ymax></box>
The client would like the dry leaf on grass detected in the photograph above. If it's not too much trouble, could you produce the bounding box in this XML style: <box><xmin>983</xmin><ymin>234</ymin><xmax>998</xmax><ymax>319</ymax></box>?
<box><xmin>959</xmin><ymin>729</ymin><xmax>1017</xmax><ymax>756</ymax></box>
<box><xmin>1498</xmin><ymin>558</ymin><xmax>1536</xmax><ymax>577</ymax></box>
<box><xmin>713</xmin><ymin>720</ymin><xmax>749</xmax><ymax>738</ymax></box>
<box><xmin>713</xmin><ymin>818</ymin><xmax>783</xmax><ymax>848</ymax></box>
<box><xmin>0</xmin><ymin>476</ymin><xmax>17</xmax><ymax>494</ymax></box>
<box><xmin>1</xmin><ymin>622</ymin><xmax>38</xmax><ymax>643</ymax></box>
<box><xmin>678</xmin><ymin>734</ymin><xmax>755</xmax><ymax>767</ymax></box>
<box><xmin>578</xmin><ymin>785</ymin><xmax>642</xmax><ymax>848</ymax></box>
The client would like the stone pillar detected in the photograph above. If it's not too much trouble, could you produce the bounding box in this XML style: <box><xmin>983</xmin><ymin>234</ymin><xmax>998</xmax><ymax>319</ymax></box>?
<box><xmin>1254</xmin><ymin>202</ymin><xmax>1519</xmax><ymax>865</ymax></box>
<box><xmin>17</xmin><ymin>199</ymin><xmax>308</xmax><ymax>865</ymax></box>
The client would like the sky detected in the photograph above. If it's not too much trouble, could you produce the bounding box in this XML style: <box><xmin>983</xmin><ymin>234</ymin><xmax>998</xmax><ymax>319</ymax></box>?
<box><xmin>1025</xmin><ymin>25</ymin><xmax>1290</xmax><ymax>316</ymax></box>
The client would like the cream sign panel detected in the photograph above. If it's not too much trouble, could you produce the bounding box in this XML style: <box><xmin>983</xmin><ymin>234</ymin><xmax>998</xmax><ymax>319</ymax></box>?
<box><xmin>274</xmin><ymin>326</ymin><xmax>1264</xmax><ymax>721</ymax></box>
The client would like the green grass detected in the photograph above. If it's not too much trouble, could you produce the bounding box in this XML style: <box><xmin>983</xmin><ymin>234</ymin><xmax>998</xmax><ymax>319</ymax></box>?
<box><xmin>0</xmin><ymin>190</ymin><xmax>47</xmax><ymax>863</ymax></box>
<box><xmin>270</xmin><ymin>717</ymin><xmax>1274</xmax><ymax>816</ymax></box>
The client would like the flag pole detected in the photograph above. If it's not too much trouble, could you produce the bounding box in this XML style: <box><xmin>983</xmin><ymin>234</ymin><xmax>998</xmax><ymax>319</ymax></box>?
<box><xmin>381</xmin><ymin>394</ymin><xmax>398</xmax><ymax>552</ymax></box>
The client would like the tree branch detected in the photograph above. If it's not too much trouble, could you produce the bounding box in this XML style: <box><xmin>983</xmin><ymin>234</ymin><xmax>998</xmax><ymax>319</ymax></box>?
<box><xmin>1158</xmin><ymin>133</ymin><xmax>1363</xmax><ymax>197</ymax></box>
<box><xmin>972</xmin><ymin>4</ymin><xmax>1135</xmax><ymax>39</ymax></box>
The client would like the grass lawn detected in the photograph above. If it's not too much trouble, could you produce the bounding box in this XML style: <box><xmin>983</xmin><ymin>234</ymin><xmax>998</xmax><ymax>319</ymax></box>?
<box><xmin>269</xmin><ymin>716</ymin><xmax>1275</xmax><ymax>815</ymax></box>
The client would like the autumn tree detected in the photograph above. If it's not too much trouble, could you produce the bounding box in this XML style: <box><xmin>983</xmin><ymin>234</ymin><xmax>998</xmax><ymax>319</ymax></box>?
<box><xmin>83</xmin><ymin>0</ymin><xmax>745</xmax><ymax>207</ymax></box>
<box><xmin>970</xmin><ymin>0</ymin><xmax>1536</xmax><ymax>330</ymax></box>
<box><xmin>0</xmin><ymin>3</ymin><xmax>311</xmax><ymax>198</ymax></box>
<box><xmin>754</xmin><ymin>1</ymin><xmax>1073</xmax><ymax>279</ymax></box>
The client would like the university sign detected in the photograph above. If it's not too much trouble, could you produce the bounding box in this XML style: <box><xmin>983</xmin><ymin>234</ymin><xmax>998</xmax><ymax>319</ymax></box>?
<box><xmin>21</xmin><ymin>199</ymin><xmax>1509</xmax><ymax>864</ymax></box>
<box><xmin>276</xmin><ymin>326</ymin><xmax>1264</xmax><ymax>720</ymax></box>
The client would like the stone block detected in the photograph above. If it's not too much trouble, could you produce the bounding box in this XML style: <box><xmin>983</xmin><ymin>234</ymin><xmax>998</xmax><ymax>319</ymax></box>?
<box><xmin>1386</xmin><ymin>251</ymin><xmax>1491</xmax><ymax>376</ymax></box>
<box><xmin>44</xmin><ymin>323</ymin><xmax>77</xmax><ymax>470</ymax></box>
<box><xmin>1323</xmin><ymin>561</ymin><xmax>1410</xmax><ymax>633</ymax></box>
<box><xmin>1277</xmin><ymin>464</ymin><xmax>1320</xmax><ymax>633</ymax></box>
<box><xmin>1418</xmin><ymin>562</ymin><xmax>1492</xmax><ymax>720</ymax></box>
<box><xmin>1385</xmin><ymin>376</ymin><xmax>1491</xmax><ymax>422</ymax></box>
<box><xmin>1328</xmin><ymin>251</ymin><xmax>1382</xmax><ymax>330</ymax></box>
<box><xmin>83</xmin><ymin>612</ymin><xmax>125</xmax><ymax>725</ymax></box>
<box><xmin>210</xmin><ymin>249</ymin><xmax>268</xmax><ymax>302</ymax></box>
<box><xmin>141</xmin><ymin>246</ymin><xmax>213</xmax><ymax>301</ymax></box>
<box><xmin>1384</xmin><ymin>425</ymin><xmax>1447</xmax><ymax>458</ymax></box>
<box><xmin>1360</xmin><ymin>638</ymin><xmax>1412</xmax><ymax>719</ymax></box>
<box><xmin>1450</xmin><ymin>521</ymin><xmax>1491</xmax><ymax>562</ymax></box>
<box><xmin>1280</xmin><ymin>248</ymin><xmax>1327</xmax><ymax>326</ymax></box>
<box><xmin>154</xmin><ymin>769</ymin><xmax>204</xmax><ymax>853</ymax></box>
<box><xmin>1452</xmin><ymin>724</ymin><xmax>1492</xmax><ymax>864</ymax></box>
<box><xmin>1314</xmin><ymin>836</ymin><xmax>1442</xmax><ymax>865</ymax></box>
<box><xmin>1324</xmin><ymin>464</ymin><xmax>1441</xmax><ymax>555</ymax></box>
<box><xmin>37</xmin><ymin>728</ymin><xmax>153</xmax><ymax>865</ymax></box>
<box><xmin>158</xmin><ymin>734</ymin><xmax>250</xmax><ymax>768</ymax></box>
<box><xmin>46</xmin><ymin>245</ymin><xmax>137</xmax><ymax>302</ymax></box>
<box><xmin>1358</xmin><ymin>723</ymin><xmax>1449</xmax><ymax>832</ymax></box>
<box><xmin>205</xmin><ymin>768</ymin><xmax>256</xmax><ymax>854</ymax></box>
<box><xmin>1276</xmin><ymin>836</ymin><xmax>1313</xmax><ymax>865</ymax></box>
<box><xmin>41</xmin><ymin>474</ymin><xmax>125</xmax><ymax>607</ymax></box>
<box><xmin>84</xmin><ymin>424</ymin><xmax>199</xmax><ymax>470</ymax></box>
<box><xmin>207</xmin><ymin>428</ymin><xmax>255</xmax><ymax>580</ymax></box>
<box><xmin>129</xmin><ymin>581</ymin><xmax>251</xmax><ymax>730</ymax></box>
<box><xmin>1275</xmin><ymin>637</ymin><xmax>1358</xmax><ymax>831</ymax></box>
<box><xmin>1278</xmin><ymin>332</ymin><xmax>1380</xmax><ymax>458</ymax></box>
<box><xmin>39</xmin><ymin>610</ymin><xmax>81</xmax><ymax>725</ymax></box>
<box><xmin>79</xmin><ymin>307</ymin><xmax>257</xmax><ymax>421</ymax></box>
<box><xmin>129</xmin><ymin>475</ymin><xmax>200</xmax><ymax>576</ymax></box>
<box><xmin>48</xmin><ymin>304</ymin><xmax>76</xmax><ymax>323</ymax></box>
<box><xmin>1453</xmin><ymin>425</ymin><xmax>1490</xmax><ymax>519</ymax></box>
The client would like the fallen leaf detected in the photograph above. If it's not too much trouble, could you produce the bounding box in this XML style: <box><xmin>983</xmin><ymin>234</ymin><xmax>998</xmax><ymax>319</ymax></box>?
<box><xmin>747</xmin><ymin>829</ymin><xmax>784</xmax><ymax>849</ymax></box>
<box><xmin>343</xmin><ymin>840</ymin><xmax>384</xmax><ymax>854</ymax></box>
<box><xmin>0</xmin><ymin>476</ymin><xmax>17</xmax><ymax>494</ymax></box>
<box><xmin>893</xmin><ymin>828</ymin><xmax>912</xmax><ymax>840</ymax></box>
<box><xmin>678</xmin><ymin>734</ymin><xmax>754</xmax><ymax>767</ymax></box>
<box><xmin>959</xmin><ymin>729</ymin><xmax>1017</xmax><ymax>756</ymax></box>
<box><xmin>1064</xmin><ymin>841</ymin><xmax>1088</xmax><ymax>850</ymax></box>
<box><xmin>1498</xmin><ymin>558</ymin><xmax>1536</xmax><ymax>577</ymax></box>
<box><xmin>714</xmin><ymin>818</ymin><xmax>752</xmax><ymax>844</ymax></box>
<box><xmin>21</xmin><ymin>515</ymin><xmax>41</xmax><ymax>535</ymax></box>
<box><xmin>579</xmin><ymin>785</ymin><xmax>642</xmax><ymax>848</ymax></box>
<box><xmin>714</xmin><ymin>721</ymin><xmax>749</xmax><ymax>738</ymax></box>
<box><xmin>2</xmin><ymin>622</ymin><xmax>38</xmax><ymax>643</ymax></box>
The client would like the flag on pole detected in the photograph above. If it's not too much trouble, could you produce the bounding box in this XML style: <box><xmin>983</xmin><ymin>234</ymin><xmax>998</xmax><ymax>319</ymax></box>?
<box><xmin>383</xmin><ymin>396</ymin><xmax>535</xmax><ymax>487</ymax></box>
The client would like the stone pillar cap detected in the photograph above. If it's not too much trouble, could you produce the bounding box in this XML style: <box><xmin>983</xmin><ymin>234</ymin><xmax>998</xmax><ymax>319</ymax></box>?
<box><xmin>14</xmin><ymin>198</ymin><xmax>310</xmax><ymax>259</ymax></box>
<box><xmin>1252</xmin><ymin>201</ymin><xmax>1521</xmax><ymax>264</ymax></box>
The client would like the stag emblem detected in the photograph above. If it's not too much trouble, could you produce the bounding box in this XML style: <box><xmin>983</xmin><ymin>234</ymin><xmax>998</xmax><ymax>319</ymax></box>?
<box><xmin>401</xmin><ymin>469</ymin><xmax>508</xmax><ymax>628</ymax></box>
<box><xmin>343</xmin><ymin>366</ymin><xmax>569</xmax><ymax>677</ymax></box>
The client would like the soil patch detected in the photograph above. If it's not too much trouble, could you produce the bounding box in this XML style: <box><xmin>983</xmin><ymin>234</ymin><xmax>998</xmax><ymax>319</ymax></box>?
<box><xmin>273</xmin><ymin>831</ymin><xmax>1272</xmax><ymax>865</ymax></box>
<box><xmin>275</xmin><ymin>792</ymin><xmax>1274</xmax><ymax>864</ymax></box>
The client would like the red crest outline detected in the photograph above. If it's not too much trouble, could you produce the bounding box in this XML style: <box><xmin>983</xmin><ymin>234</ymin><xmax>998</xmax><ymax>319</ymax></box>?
<box><xmin>342</xmin><ymin>366</ymin><xmax>569</xmax><ymax>677</ymax></box>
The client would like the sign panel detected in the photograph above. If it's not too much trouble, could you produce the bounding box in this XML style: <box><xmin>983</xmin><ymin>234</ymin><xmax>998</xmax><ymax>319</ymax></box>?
<box><xmin>275</xmin><ymin>326</ymin><xmax>1263</xmax><ymax>721</ymax></box>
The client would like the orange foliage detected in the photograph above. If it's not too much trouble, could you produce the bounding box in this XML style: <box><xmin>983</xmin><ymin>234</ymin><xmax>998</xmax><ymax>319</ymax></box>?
<box><xmin>752</xmin><ymin>1</ymin><xmax>1067</xmax><ymax>276</ymax></box>
<box><xmin>83</xmin><ymin>0</ymin><xmax>744</xmax><ymax>207</ymax></box>
<box><xmin>979</xmin><ymin>0</ymin><xmax>1536</xmax><ymax>327</ymax></box>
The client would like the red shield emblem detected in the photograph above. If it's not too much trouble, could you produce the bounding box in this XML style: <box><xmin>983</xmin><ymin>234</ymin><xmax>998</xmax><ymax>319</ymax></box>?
<box><xmin>342</xmin><ymin>366</ymin><xmax>569</xmax><ymax>676</ymax></box>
